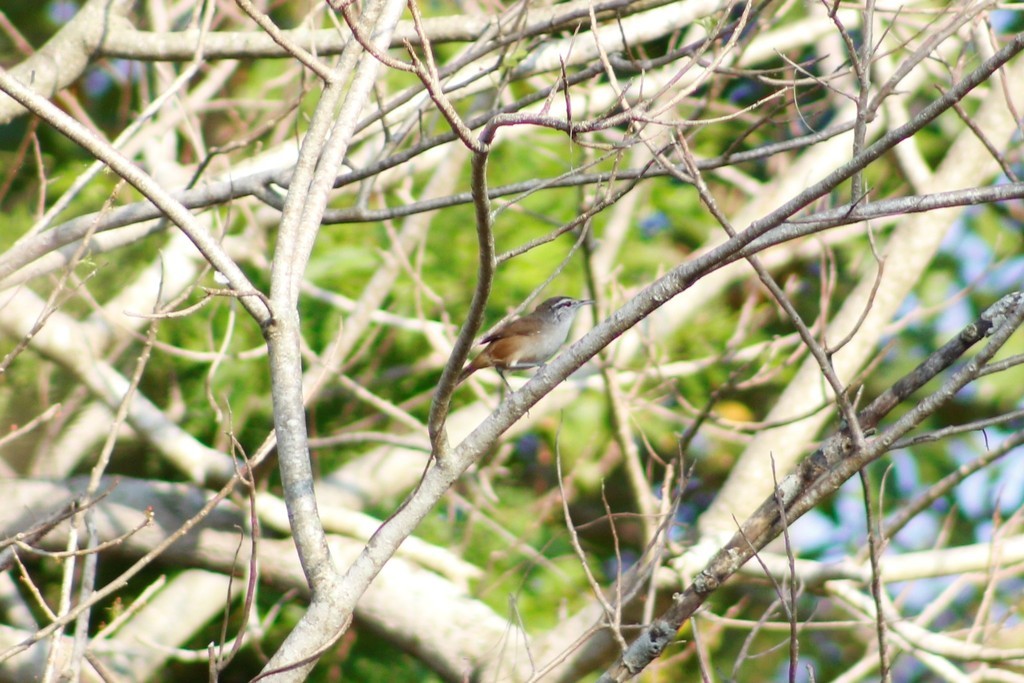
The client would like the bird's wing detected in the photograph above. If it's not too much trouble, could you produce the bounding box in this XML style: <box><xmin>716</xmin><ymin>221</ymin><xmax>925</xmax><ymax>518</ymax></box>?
<box><xmin>479</xmin><ymin>316</ymin><xmax>540</xmax><ymax>344</ymax></box>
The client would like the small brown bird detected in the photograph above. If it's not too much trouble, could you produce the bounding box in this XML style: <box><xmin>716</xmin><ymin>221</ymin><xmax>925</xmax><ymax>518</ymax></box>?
<box><xmin>458</xmin><ymin>296</ymin><xmax>593</xmax><ymax>386</ymax></box>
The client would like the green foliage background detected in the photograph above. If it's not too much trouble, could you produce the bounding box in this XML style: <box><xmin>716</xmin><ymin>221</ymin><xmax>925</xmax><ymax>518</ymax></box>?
<box><xmin>1</xmin><ymin>1</ymin><xmax>1023</xmax><ymax>681</ymax></box>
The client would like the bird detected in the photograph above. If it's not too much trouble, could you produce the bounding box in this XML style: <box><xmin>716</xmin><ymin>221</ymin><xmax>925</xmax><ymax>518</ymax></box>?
<box><xmin>457</xmin><ymin>296</ymin><xmax>593</xmax><ymax>387</ymax></box>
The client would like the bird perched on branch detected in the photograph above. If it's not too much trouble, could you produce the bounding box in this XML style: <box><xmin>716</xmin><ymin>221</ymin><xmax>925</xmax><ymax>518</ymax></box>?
<box><xmin>457</xmin><ymin>296</ymin><xmax>593</xmax><ymax>387</ymax></box>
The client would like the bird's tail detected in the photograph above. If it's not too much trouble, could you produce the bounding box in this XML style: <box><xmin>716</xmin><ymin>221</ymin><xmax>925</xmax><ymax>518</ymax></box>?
<box><xmin>456</xmin><ymin>359</ymin><xmax>478</xmax><ymax>384</ymax></box>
